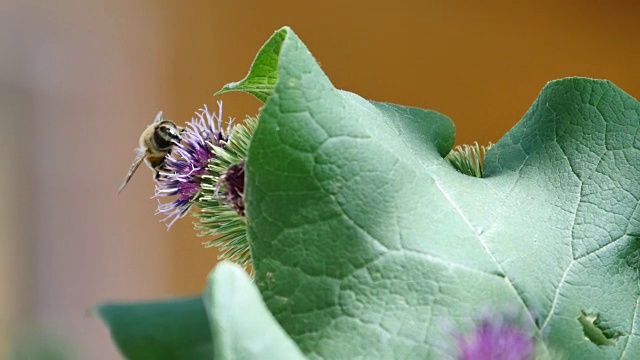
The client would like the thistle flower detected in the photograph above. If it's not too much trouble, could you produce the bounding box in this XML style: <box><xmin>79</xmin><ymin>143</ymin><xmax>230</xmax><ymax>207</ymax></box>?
<box><xmin>455</xmin><ymin>315</ymin><xmax>534</xmax><ymax>360</ymax></box>
<box><xmin>154</xmin><ymin>101</ymin><xmax>232</xmax><ymax>228</ymax></box>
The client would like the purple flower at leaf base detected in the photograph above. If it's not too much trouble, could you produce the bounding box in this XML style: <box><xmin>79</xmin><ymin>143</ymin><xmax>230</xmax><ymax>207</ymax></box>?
<box><xmin>455</xmin><ymin>317</ymin><xmax>535</xmax><ymax>360</ymax></box>
<box><xmin>216</xmin><ymin>160</ymin><xmax>246</xmax><ymax>217</ymax></box>
<box><xmin>154</xmin><ymin>101</ymin><xmax>232</xmax><ymax>229</ymax></box>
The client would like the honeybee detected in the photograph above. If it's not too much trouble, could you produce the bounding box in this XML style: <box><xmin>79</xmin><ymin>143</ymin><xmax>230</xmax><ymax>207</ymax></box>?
<box><xmin>117</xmin><ymin>111</ymin><xmax>184</xmax><ymax>194</ymax></box>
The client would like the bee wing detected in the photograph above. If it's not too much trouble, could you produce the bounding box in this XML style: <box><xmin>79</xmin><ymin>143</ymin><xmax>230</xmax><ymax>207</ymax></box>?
<box><xmin>152</xmin><ymin>110</ymin><xmax>163</xmax><ymax>124</ymax></box>
<box><xmin>117</xmin><ymin>148</ymin><xmax>147</xmax><ymax>195</ymax></box>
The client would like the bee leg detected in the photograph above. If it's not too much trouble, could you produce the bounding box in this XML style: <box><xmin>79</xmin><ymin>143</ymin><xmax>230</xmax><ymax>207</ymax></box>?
<box><xmin>147</xmin><ymin>155</ymin><xmax>168</xmax><ymax>180</ymax></box>
<box><xmin>153</xmin><ymin>162</ymin><xmax>170</xmax><ymax>180</ymax></box>
<box><xmin>152</xmin><ymin>163</ymin><xmax>164</xmax><ymax>180</ymax></box>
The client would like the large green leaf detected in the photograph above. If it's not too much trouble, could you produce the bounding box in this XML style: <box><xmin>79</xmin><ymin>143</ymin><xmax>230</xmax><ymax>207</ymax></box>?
<box><xmin>224</xmin><ymin>27</ymin><xmax>640</xmax><ymax>359</ymax></box>
<box><xmin>96</xmin><ymin>296</ymin><xmax>212</xmax><ymax>360</ymax></box>
<box><xmin>204</xmin><ymin>261</ymin><xmax>306</xmax><ymax>359</ymax></box>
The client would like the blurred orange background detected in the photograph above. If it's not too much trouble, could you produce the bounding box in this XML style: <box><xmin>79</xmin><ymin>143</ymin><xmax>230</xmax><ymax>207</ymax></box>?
<box><xmin>2</xmin><ymin>1</ymin><xmax>639</xmax><ymax>358</ymax></box>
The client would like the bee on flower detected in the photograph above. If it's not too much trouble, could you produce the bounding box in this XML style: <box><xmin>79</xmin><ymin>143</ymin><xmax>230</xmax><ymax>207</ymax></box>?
<box><xmin>154</xmin><ymin>101</ymin><xmax>234</xmax><ymax>228</ymax></box>
<box><xmin>147</xmin><ymin>100</ymin><xmax>255</xmax><ymax>268</ymax></box>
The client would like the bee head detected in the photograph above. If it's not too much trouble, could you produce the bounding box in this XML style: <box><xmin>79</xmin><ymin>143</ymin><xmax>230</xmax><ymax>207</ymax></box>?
<box><xmin>154</xmin><ymin>121</ymin><xmax>182</xmax><ymax>149</ymax></box>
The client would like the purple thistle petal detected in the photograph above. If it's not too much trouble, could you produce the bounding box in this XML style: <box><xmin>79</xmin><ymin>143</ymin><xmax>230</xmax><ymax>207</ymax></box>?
<box><xmin>153</xmin><ymin>101</ymin><xmax>232</xmax><ymax>229</ymax></box>
<box><xmin>456</xmin><ymin>317</ymin><xmax>534</xmax><ymax>360</ymax></box>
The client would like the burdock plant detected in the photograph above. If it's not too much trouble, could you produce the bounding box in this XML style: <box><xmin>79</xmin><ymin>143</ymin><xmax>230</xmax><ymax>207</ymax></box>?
<box><xmin>98</xmin><ymin>27</ymin><xmax>640</xmax><ymax>360</ymax></box>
